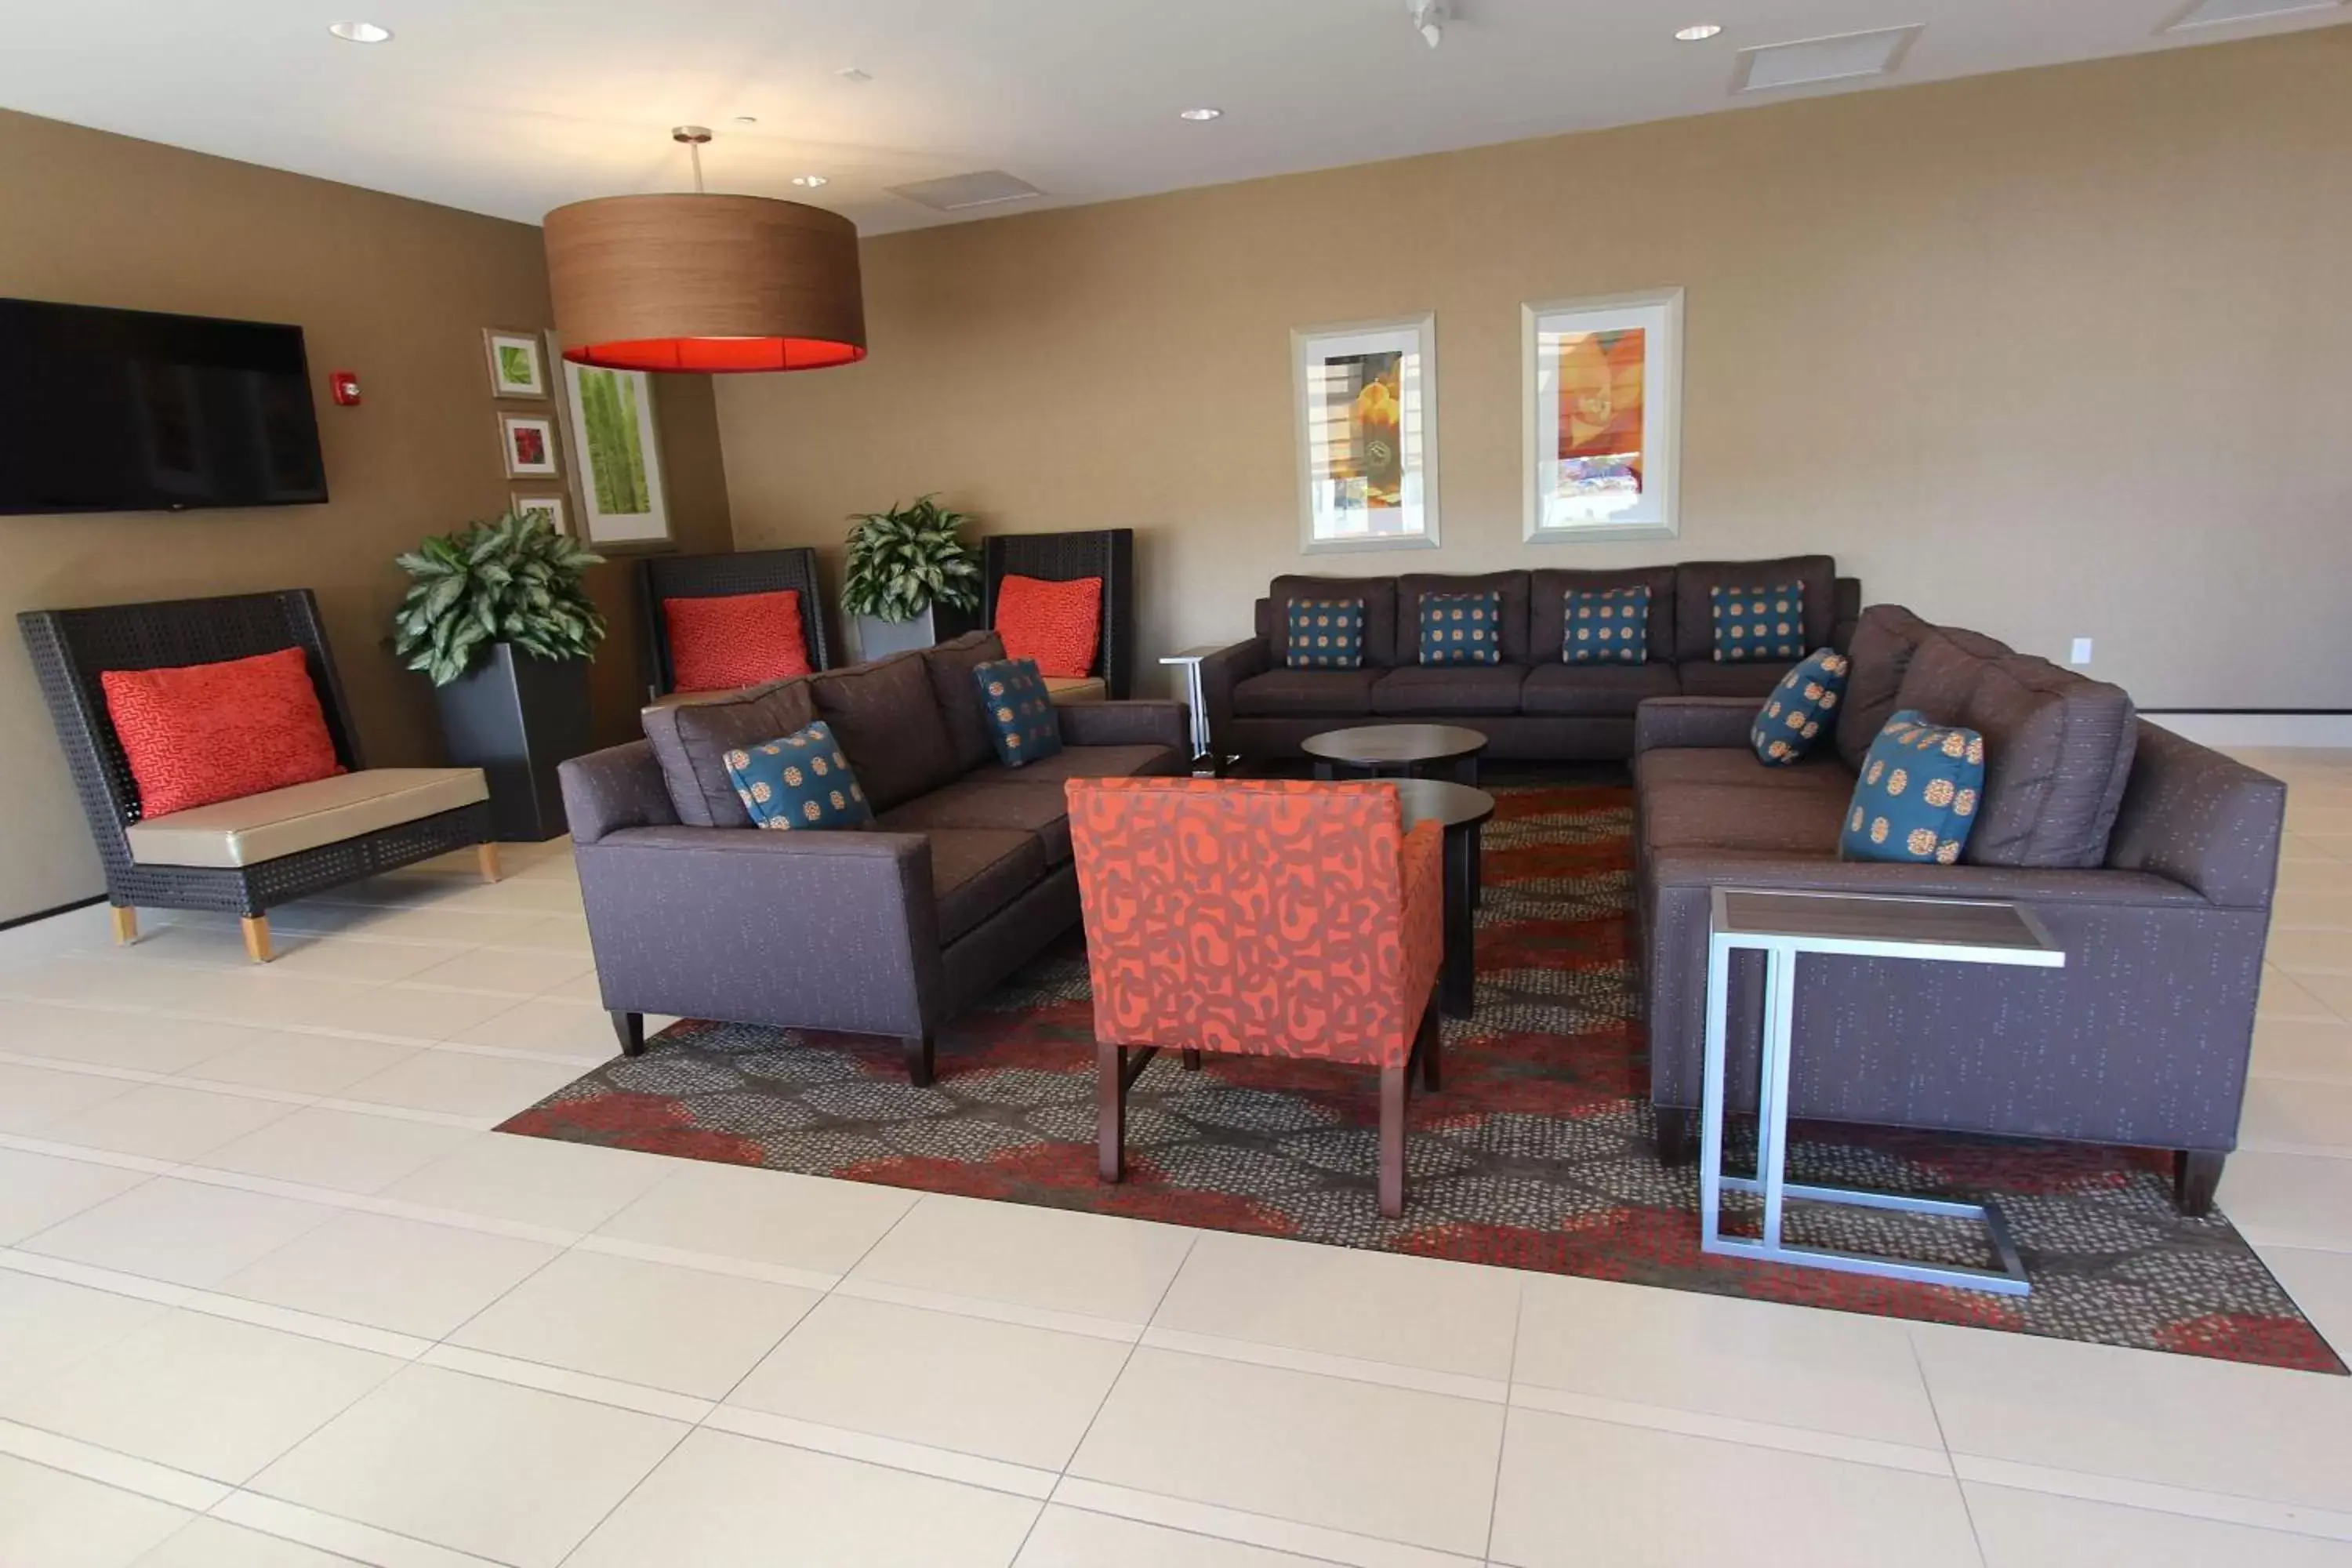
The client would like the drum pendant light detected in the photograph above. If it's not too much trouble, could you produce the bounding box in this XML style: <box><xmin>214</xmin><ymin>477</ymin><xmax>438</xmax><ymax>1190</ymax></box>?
<box><xmin>543</xmin><ymin>126</ymin><xmax>866</xmax><ymax>374</ymax></box>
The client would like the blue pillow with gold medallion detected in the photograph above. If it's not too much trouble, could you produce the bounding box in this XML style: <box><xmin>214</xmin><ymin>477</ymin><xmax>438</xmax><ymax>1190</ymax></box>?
<box><xmin>1417</xmin><ymin>591</ymin><xmax>1501</xmax><ymax>666</ymax></box>
<box><xmin>1751</xmin><ymin>648</ymin><xmax>1851</xmax><ymax>766</ymax></box>
<box><xmin>1711</xmin><ymin>583</ymin><xmax>1806</xmax><ymax>662</ymax></box>
<box><xmin>1840</xmin><ymin>709</ymin><xmax>1985</xmax><ymax>864</ymax></box>
<box><xmin>972</xmin><ymin>656</ymin><xmax>1064</xmax><ymax>768</ymax></box>
<box><xmin>1563</xmin><ymin>586</ymin><xmax>1650</xmax><ymax>665</ymax></box>
<box><xmin>1285</xmin><ymin>599</ymin><xmax>1365</xmax><ymax>670</ymax></box>
<box><xmin>724</xmin><ymin>720</ymin><xmax>872</xmax><ymax>830</ymax></box>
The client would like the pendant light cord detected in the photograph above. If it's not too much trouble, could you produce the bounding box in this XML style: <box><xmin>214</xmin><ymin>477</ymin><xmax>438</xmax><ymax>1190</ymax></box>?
<box><xmin>671</xmin><ymin>125</ymin><xmax>713</xmax><ymax>194</ymax></box>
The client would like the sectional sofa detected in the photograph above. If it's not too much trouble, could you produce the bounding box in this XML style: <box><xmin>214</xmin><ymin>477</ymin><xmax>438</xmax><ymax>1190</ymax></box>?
<box><xmin>1196</xmin><ymin>557</ymin><xmax>1862</xmax><ymax>763</ymax></box>
<box><xmin>558</xmin><ymin>630</ymin><xmax>1189</xmax><ymax>1084</ymax></box>
<box><xmin>1634</xmin><ymin>605</ymin><xmax>2287</xmax><ymax>1214</ymax></box>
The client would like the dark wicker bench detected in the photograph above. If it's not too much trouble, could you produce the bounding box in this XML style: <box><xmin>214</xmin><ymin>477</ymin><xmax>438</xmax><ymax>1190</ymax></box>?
<box><xmin>638</xmin><ymin>546</ymin><xmax>833</xmax><ymax>701</ymax></box>
<box><xmin>981</xmin><ymin>529</ymin><xmax>1137</xmax><ymax>700</ymax></box>
<box><xmin>18</xmin><ymin>589</ymin><xmax>495</xmax><ymax>961</ymax></box>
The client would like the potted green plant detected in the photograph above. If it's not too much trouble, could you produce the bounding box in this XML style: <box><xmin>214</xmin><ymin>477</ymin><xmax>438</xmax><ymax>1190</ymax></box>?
<box><xmin>840</xmin><ymin>493</ymin><xmax>983</xmax><ymax>660</ymax></box>
<box><xmin>393</xmin><ymin>510</ymin><xmax>606</xmax><ymax>840</ymax></box>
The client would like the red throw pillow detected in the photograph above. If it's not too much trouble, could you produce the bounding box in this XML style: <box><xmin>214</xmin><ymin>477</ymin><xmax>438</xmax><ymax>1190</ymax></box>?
<box><xmin>995</xmin><ymin>574</ymin><xmax>1102</xmax><ymax>680</ymax></box>
<box><xmin>664</xmin><ymin>590</ymin><xmax>812</xmax><ymax>693</ymax></box>
<box><xmin>100</xmin><ymin>647</ymin><xmax>344</xmax><ymax>818</ymax></box>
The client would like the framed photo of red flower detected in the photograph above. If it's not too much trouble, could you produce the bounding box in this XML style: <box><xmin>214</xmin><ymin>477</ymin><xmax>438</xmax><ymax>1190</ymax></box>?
<box><xmin>498</xmin><ymin>412</ymin><xmax>561</xmax><ymax>480</ymax></box>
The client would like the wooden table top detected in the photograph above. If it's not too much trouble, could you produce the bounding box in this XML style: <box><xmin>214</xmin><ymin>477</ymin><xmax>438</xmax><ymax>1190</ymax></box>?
<box><xmin>1300</xmin><ymin>724</ymin><xmax>1490</xmax><ymax>765</ymax></box>
<box><xmin>1392</xmin><ymin>778</ymin><xmax>1497</xmax><ymax>832</ymax></box>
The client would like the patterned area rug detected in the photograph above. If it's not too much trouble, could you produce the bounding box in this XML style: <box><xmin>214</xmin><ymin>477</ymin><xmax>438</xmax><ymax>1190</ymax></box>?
<box><xmin>503</xmin><ymin>783</ymin><xmax>2341</xmax><ymax>1372</ymax></box>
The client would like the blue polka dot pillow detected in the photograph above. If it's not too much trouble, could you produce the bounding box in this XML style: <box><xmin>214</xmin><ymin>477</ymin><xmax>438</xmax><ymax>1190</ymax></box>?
<box><xmin>724</xmin><ymin>720</ymin><xmax>872</xmax><ymax>830</ymax></box>
<box><xmin>1563</xmin><ymin>587</ymin><xmax>1650</xmax><ymax>665</ymax></box>
<box><xmin>1711</xmin><ymin>583</ymin><xmax>1806</xmax><ymax>663</ymax></box>
<box><xmin>972</xmin><ymin>656</ymin><xmax>1064</xmax><ymax>768</ymax></box>
<box><xmin>1418</xmin><ymin>591</ymin><xmax>1501</xmax><ymax>666</ymax></box>
<box><xmin>1751</xmin><ymin>648</ymin><xmax>1850</xmax><ymax>766</ymax></box>
<box><xmin>1286</xmin><ymin>599</ymin><xmax>1365</xmax><ymax>670</ymax></box>
<box><xmin>1840</xmin><ymin>709</ymin><xmax>1986</xmax><ymax>864</ymax></box>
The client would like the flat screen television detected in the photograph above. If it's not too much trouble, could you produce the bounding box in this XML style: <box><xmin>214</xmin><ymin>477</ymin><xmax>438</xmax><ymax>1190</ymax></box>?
<box><xmin>0</xmin><ymin>297</ymin><xmax>329</xmax><ymax>514</ymax></box>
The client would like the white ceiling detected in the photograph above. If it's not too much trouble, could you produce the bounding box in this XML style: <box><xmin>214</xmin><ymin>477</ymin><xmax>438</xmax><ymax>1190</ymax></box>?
<box><xmin>0</xmin><ymin>0</ymin><xmax>2343</xmax><ymax>236</ymax></box>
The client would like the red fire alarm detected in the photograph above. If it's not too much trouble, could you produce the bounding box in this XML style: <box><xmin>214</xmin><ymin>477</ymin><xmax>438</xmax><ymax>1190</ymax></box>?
<box><xmin>328</xmin><ymin>371</ymin><xmax>361</xmax><ymax>406</ymax></box>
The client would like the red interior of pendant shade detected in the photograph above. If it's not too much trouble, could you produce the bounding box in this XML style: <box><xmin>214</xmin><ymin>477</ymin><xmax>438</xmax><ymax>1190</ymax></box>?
<box><xmin>562</xmin><ymin>338</ymin><xmax>867</xmax><ymax>373</ymax></box>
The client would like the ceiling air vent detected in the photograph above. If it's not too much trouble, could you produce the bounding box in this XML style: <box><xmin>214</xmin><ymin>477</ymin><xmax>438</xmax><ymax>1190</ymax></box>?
<box><xmin>1734</xmin><ymin>24</ymin><xmax>1925</xmax><ymax>93</ymax></box>
<box><xmin>2163</xmin><ymin>0</ymin><xmax>2344</xmax><ymax>29</ymax></box>
<box><xmin>885</xmin><ymin>171</ymin><xmax>1045</xmax><ymax>212</ymax></box>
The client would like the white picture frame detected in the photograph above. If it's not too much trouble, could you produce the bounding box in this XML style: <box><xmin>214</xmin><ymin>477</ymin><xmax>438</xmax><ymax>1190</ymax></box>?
<box><xmin>548</xmin><ymin>336</ymin><xmax>673</xmax><ymax>551</ymax></box>
<box><xmin>1522</xmin><ymin>287</ymin><xmax>1682</xmax><ymax>543</ymax></box>
<box><xmin>1291</xmin><ymin>313</ymin><xmax>1440</xmax><ymax>554</ymax></box>
<box><xmin>510</xmin><ymin>492</ymin><xmax>568</xmax><ymax>534</ymax></box>
<box><xmin>482</xmin><ymin>328</ymin><xmax>549</xmax><ymax>399</ymax></box>
<box><xmin>497</xmin><ymin>412</ymin><xmax>561</xmax><ymax>479</ymax></box>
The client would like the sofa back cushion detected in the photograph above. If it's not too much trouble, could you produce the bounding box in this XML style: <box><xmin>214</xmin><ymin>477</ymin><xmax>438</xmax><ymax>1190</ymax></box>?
<box><xmin>1889</xmin><ymin>625</ymin><xmax>2015</xmax><ymax>728</ymax></box>
<box><xmin>1259</xmin><ymin>575</ymin><xmax>1399</xmax><ymax>667</ymax></box>
<box><xmin>811</xmin><ymin>651</ymin><xmax>961</xmax><ymax>813</ymax></box>
<box><xmin>924</xmin><ymin>630</ymin><xmax>1009</xmax><ymax>774</ymax></box>
<box><xmin>1836</xmin><ymin>605</ymin><xmax>1936</xmax><ymax>771</ymax></box>
<box><xmin>1671</xmin><ymin>556</ymin><xmax>1835</xmax><ymax>663</ymax></box>
<box><xmin>1959</xmin><ymin>655</ymin><xmax>2138</xmax><ymax>868</ymax></box>
<box><xmin>641</xmin><ymin>677</ymin><xmax>818</xmax><ymax>828</ymax></box>
<box><xmin>1531</xmin><ymin>567</ymin><xmax>1676</xmax><ymax>664</ymax></box>
<box><xmin>1396</xmin><ymin>572</ymin><xmax>1530</xmax><ymax>664</ymax></box>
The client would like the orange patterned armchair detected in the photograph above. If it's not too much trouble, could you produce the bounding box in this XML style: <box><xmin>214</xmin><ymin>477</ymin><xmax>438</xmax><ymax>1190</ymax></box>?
<box><xmin>1064</xmin><ymin>776</ymin><xmax>1445</xmax><ymax>1217</ymax></box>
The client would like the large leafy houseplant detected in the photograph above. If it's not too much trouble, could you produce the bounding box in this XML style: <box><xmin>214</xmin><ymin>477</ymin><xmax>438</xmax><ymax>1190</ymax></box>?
<box><xmin>392</xmin><ymin>510</ymin><xmax>606</xmax><ymax>686</ymax></box>
<box><xmin>841</xmin><ymin>494</ymin><xmax>982</xmax><ymax>623</ymax></box>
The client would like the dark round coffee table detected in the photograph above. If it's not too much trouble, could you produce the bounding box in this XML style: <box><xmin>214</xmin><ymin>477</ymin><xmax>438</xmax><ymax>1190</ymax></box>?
<box><xmin>1394</xmin><ymin>779</ymin><xmax>1496</xmax><ymax>1019</ymax></box>
<box><xmin>1303</xmin><ymin>724</ymin><xmax>1487</xmax><ymax>786</ymax></box>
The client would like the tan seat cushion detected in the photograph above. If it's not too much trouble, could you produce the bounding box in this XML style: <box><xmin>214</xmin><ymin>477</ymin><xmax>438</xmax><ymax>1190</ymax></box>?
<box><xmin>1043</xmin><ymin>675</ymin><xmax>1107</xmax><ymax>704</ymax></box>
<box><xmin>125</xmin><ymin>768</ymin><xmax>488</xmax><ymax>869</ymax></box>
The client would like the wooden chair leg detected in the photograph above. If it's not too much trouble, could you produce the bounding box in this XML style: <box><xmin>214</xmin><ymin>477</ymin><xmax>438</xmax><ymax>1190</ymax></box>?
<box><xmin>477</xmin><ymin>843</ymin><xmax>503</xmax><ymax>884</ymax></box>
<box><xmin>1417</xmin><ymin>986</ymin><xmax>1442</xmax><ymax>1091</ymax></box>
<box><xmin>1654</xmin><ymin>1106</ymin><xmax>1697</xmax><ymax>1167</ymax></box>
<box><xmin>1098</xmin><ymin>1042</ymin><xmax>1128</xmax><ymax>1183</ymax></box>
<box><xmin>1181</xmin><ymin>1048</ymin><xmax>1202</xmax><ymax>1071</ymax></box>
<box><xmin>1378</xmin><ymin>1062</ymin><xmax>1408</xmax><ymax>1218</ymax></box>
<box><xmin>239</xmin><ymin>914</ymin><xmax>273</xmax><ymax>964</ymax></box>
<box><xmin>903</xmin><ymin>1033</ymin><xmax>936</xmax><ymax>1087</ymax></box>
<box><xmin>611</xmin><ymin>1011</ymin><xmax>645</xmax><ymax>1058</ymax></box>
<box><xmin>2175</xmin><ymin>1149</ymin><xmax>2224</xmax><ymax>1218</ymax></box>
<box><xmin>109</xmin><ymin>905</ymin><xmax>138</xmax><ymax>946</ymax></box>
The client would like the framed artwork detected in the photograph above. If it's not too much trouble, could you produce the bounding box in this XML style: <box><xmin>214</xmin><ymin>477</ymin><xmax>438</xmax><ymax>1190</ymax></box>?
<box><xmin>1522</xmin><ymin>287</ymin><xmax>1682</xmax><ymax>543</ymax></box>
<box><xmin>1291</xmin><ymin>313</ymin><xmax>1439</xmax><ymax>553</ymax></box>
<box><xmin>510</xmin><ymin>492</ymin><xmax>568</xmax><ymax>534</ymax></box>
<box><xmin>482</xmin><ymin>328</ymin><xmax>548</xmax><ymax>399</ymax></box>
<box><xmin>497</xmin><ymin>412</ymin><xmax>560</xmax><ymax>479</ymax></box>
<box><xmin>551</xmin><ymin>341</ymin><xmax>673</xmax><ymax>550</ymax></box>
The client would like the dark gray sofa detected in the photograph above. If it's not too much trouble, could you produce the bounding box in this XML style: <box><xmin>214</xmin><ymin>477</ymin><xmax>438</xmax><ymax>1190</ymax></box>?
<box><xmin>1196</xmin><ymin>557</ymin><xmax>1864</xmax><ymax>763</ymax></box>
<box><xmin>1634</xmin><ymin>605</ymin><xmax>2286</xmax><ymax>1214</ymax></box>
<box><xmin>559</xmin><ymin>631</ymin><xmax>1188</xmax><ymax>1084</ymax></box>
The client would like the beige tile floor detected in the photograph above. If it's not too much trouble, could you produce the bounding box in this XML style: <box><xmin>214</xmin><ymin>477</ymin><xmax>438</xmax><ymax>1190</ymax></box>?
<box><xmin>0</xmin><ymin>749</ymin><xmax>2347</xmax><ymax>1566</ymax></box>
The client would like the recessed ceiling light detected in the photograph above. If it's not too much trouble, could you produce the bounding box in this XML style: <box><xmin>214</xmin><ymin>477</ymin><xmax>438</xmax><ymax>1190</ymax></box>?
<box><xmin>327</xmin><ymin>20</ymin><xmax>392</xmax><ymax>42</ymax></box>
<box><xmin>1178</xmin><ymin>107</ymin><xmax>1223</xmax><ymax>122</ymax></box>
<box><xmin>790</xmin><ymin>175</ymin><xmax>828</xmax><ymax>188</ymax></box>
<box><xmin>1675</xmin><ymin>24</ymin><xmax>1723</xmax><ymax>42</ymax></box>
<box><xmin>732</xmin><ymin>115</ymin><xmax>758</xmax><ymax>126</ymax></box>
<box><xmin>837</xmin><ymin>67</ymin><xmax>873</xmax><ymax>83</ymax></box>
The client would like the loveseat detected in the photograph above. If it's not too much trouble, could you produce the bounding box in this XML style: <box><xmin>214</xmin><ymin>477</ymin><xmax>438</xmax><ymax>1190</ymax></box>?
<box><xmin>1634</xmin><ymin>605</ymin><xmax>2286</xmax><ymax>1214</ymax></box>
<box><xmin>1196</xmin><ymin>557</ymin><xmax>1863</xmax><ymax>763</ymax></box>
<box><xmin>558</xmin><ymin>631</ymin><xmax>1189</xmax><ymax>1084</ymax></box>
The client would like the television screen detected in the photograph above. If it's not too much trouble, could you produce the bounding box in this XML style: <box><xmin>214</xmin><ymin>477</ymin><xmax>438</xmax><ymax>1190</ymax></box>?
<box><xmin>0</xmin><ymin>297</ymin><xmax>328</xmax><ymax>514</ymax></box>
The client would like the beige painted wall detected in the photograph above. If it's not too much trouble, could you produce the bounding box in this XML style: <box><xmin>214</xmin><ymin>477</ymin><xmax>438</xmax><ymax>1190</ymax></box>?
<box><xmin>717</xmin><ymin>28</ymin><xmax>2352</xmax><ymax>711</ymax></box>
<box><xmin>0</xmin><ymin>108</ymin><xmax>731</xmax><ymax>923</ymax></box>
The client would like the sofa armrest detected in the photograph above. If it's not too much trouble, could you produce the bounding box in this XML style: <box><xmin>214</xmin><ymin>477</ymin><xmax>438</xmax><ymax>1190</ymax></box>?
<box><xmin>560</xmin><ymin>742</ymin><xmax>681</xmax><ymax>846</ymax></box>
<box><xmin>574</xmin><ymin>825</ymin><xmax>945</xmax><ymax>1036</ymax></box>
<box><xmin>1196</xmin><ymin>637</ymin><xmax>1269</xmax><ymax>756</ymax></box>
<box><xmin>2107</xmin><ymin>722</ymin><xmax>2286</xmax><ymax>911</ymax></box>
<box><xmin>1642</xmin><ymin>848</ymin><xmax>2210</xmax><ymax>909</ymax></box>
<box><xmin>1059</xmin><ymin>699</ymin><xmax>1189</xmax><ymax>753</ymax></box>
<box><xmin>1635</xmin><ymin>697</ymin><xmax>1758</xmax><ymax>754</ymax></box>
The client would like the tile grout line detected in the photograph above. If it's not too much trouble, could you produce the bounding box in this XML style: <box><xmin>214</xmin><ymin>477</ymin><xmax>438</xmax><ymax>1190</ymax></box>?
<box><xmin>1482</xmin><ymin>1279</ymin><xmax>1526</xmax><ymax>1564</ymax></box>
<box><xmin>1908</xmin><ymin>1331</ymin><xmax>1991</xmax><ymax>1568</ymax></box>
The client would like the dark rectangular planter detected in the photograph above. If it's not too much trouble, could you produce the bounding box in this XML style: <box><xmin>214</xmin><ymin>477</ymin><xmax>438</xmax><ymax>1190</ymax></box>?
<box><xmin>434</xmin><ymin>643</ymin><xmax>592</xmax><ymax>842</ymax></box>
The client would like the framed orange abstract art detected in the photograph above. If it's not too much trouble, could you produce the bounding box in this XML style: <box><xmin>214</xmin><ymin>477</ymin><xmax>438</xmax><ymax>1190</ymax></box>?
<box><xmin>1522</xmin><ymin>287</ymin><xmax>1682</xmax><ymax>543</ymax></box>
<box><xmin>1291</xmin><ymin>313</ymin><xmax>1440</xmax><ymax>554</ymax></box>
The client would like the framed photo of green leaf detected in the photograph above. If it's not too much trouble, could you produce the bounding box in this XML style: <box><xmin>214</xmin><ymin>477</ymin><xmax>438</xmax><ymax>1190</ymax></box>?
<box><xmin>544</xmin><ymin>329</ymin><xmax>673</xmax><ymax>552</ymax></box>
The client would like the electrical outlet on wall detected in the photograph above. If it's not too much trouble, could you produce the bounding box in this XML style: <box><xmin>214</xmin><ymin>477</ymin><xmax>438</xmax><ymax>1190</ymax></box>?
<box><xmin>2070</xmin><ymin>637</ymin><xmax>2094</xmax><ymax>666</ymax></box>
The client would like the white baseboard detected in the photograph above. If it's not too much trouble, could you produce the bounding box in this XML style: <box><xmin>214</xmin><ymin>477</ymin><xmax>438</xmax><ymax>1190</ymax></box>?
<box><xmin>2143</xmin><ymin>713</ymin><xmax>2352</xmax><ymax>750</ymax></box>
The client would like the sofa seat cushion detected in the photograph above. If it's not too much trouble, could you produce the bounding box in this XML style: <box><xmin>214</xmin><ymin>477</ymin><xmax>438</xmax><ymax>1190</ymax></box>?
<box><xmin>927</xmin><ymin>828</ymin><xmax>1049</xmax><ymax>944</ymax></box>
<box><xmin>1635</xmin><ymin>748</ymin><xmax>1852</xmax><ymax>794</ymax></box>
<box><xmin>878</xmin><ymin>781</ymin><xmax>1073</xmax><ymax>864</ymax></box>
<box><xmin>961</xmin><ymin>743</ymin><xmax>1181</xmax><ymax>786</ymax></box>
<box><xmin>125</xmin><ymin>768</ymin><xmax>488</xmax><ymax>869</ymax></box>
<box><xmin>1640</xmin><ymin>779</ymin><xmax>1850</xmax><ymax>857</ymax></box>
<box><xmin>1371</xmin><ymin>665</ymin><xmax>1526</xmax><ymax>717</ymax></box>
<box><xmin>1044</xmin><ymin>676</ymin><xmax>1107</xmax><ymax>703</ymax></box>
<box><xmin>1675</xmin><ymin>662</ymin><xmax>1793</xmax><ymax>700</ymax></box>
<box><xmin>1232</xmin><ymin>668</ymin><xmax>1383</xmax><ymax>717</ymax></box>
<box><xmin>1521</xmin><ymin>662</ymin><xmax>1678</xmax><ymax>717</ymax></box>
<box><xmin>642</xmin><ymin>677</ymin><xmax>818</xmax><ymax>829</ymax></box>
